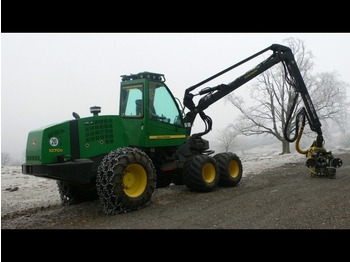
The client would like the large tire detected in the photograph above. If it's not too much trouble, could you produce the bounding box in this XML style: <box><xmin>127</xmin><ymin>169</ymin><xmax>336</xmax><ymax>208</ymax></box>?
<box><xmin>96</xmin><ymin>147</ymin><xmax>156</xmax><ymax>215</ymax></box>
<box><xmin>183</xmin><ymin>154</ymin><xmax>219</xmax><ymax>192</ymax></box>
<box><xmin>214</xmin><ymin>152</ymin><xmax>243</xmax><ymax>187</ymax></box>
<box><xmin>57</xmin><ymin>181</ymin><xmax>98</xmax><ymax>206</ymax></box>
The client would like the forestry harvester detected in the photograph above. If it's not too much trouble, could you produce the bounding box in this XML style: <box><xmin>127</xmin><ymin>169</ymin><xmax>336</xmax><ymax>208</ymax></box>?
<box><xmin>22</xmin><ymin>44</ymin><xmax>343</xmax><ymax>215</ymax></box>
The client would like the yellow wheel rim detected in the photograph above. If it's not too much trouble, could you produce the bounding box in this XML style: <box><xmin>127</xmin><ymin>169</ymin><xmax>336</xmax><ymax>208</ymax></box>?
<box><xmin>123</xmin><ymin>164</ymin><xmax>147</xmax><ymax>197</ymax></box>
<box><xmin>228</xmin><ymin>160</ymin><xmax>240</xmax><ymax>178</ymax></box>
<box><xmin>202</xmin><ymin>163</ymin><xmax>216</xmax><ymax>183</ymax></box>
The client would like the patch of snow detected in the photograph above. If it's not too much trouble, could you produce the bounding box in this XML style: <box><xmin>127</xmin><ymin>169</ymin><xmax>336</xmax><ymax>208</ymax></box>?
<box><xmin>1</xmin><ymin>146</ymin><xmax>349</xmax><ymax>216</ymax></box>
<box><xmin>232</xmin><ymin>143</ymin><xmax>350</xmax><ymax>177</ymax></box>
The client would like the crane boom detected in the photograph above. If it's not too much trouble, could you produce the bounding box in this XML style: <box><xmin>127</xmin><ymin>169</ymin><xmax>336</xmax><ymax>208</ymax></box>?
<box><xmin>183</xmin><ymin>44</ymin><xmax>321</xmax><ymax>137</ymax></box>
<box><xmin>179</xmin><ymin>44</ymin><xmax>342</xmax><ymax>178</ymax></box>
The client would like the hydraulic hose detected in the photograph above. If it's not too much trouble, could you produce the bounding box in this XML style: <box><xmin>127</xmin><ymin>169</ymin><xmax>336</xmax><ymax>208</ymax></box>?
<box><xmin>283</xmin><ymin>93</ymin><xmax>299</xmax><ymax>143</ymax></box>
<box><xmin>191</xmin><ymin>111</ymin><xmax>213</xmax><ymax>139</ymax></box>
<box><xmin>295</xmin><ymin>125</ymin><xmax>308</xmax><ymax>154</ymax></box>
<box><xmin>286</xmin><ymin>106</ymin><xmax>309</xmax><ymax>155</ymax></box>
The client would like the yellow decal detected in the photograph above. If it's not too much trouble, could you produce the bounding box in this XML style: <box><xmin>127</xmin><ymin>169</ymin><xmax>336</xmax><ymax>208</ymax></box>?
<box><xmin>244</xmin><ymin>69</ymin><xmax>258</xmax><ymax>79</ymax></box>
<box><xmin>149</xmin><ymin>134</ymin><xmax>186</xmax><ymax>140</ymax></box>
<box><xmin>49</xmin><ymin>148</ymin><xmax>64</xmax><ymax>153</ymax></box>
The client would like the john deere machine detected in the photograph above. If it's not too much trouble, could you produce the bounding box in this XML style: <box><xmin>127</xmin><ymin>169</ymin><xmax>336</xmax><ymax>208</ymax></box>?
<box><xmin>22</xmin><ymin>44</ymin><xmax>343</xmax><ymax>215</ymax></box>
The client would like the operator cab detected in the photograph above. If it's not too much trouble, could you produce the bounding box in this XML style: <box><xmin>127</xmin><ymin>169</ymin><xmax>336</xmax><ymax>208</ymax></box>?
<box><xmin>120</xmin><ymin>72</ymin><xmax>183</xmax><ymax>127</ymax></box>
<box><xmin>119</xmin><ymin>72</ymin><xmax>187</xmax><ymax>148</ymax></box>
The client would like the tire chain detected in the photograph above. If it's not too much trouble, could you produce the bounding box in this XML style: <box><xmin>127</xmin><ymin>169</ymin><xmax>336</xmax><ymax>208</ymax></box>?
<box><xmin>96</xmin><ymin>147</ymin><xmax>156</xmax><ymax>215</ymax></box>
<box><xmin>57</xmin><ymin>181</ymin><xmax>98</xmax><ymax>206</ymax></box>
<box><xmin>57</xmin><ymin>181</ymin><xmax>76</xmax><ymax>206</ymax></box>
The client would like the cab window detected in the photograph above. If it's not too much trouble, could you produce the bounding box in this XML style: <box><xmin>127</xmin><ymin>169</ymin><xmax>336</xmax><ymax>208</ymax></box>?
<box><xmin>120</xmin><ymin>84</ymin><xmax>143</xmax><ymax>117</ymax></box>
<box><xmin>149</xmin><ymin>83</ymin><xmax>183</xmax><ymax>126</ymax></box>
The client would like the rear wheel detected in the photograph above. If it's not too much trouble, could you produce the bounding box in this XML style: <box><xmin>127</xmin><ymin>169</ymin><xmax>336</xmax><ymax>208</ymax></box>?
<box><xmin>96</xmin><ymin>147</ymin><xmax>156</xmax><ymax>215</ymax></box>
<box><xmin>183</xmin><ymin>154</ymin><xmax>219</xmax><ymax>192</ymax></box>
<box><xmin>214</xmin><ymin>152</ymin><xmax>242</xmax><ymax>187</ymax></box>
<box><xmin>57</xmin><ymin>181</ymin><xmax>98</xmax><ymax>206</ymax></box>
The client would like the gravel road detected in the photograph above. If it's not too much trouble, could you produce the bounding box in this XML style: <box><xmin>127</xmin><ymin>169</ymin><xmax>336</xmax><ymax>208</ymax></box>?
<box><xmin>2</xmin><ymin>151</ymin><xmax>349</xmax><ymax>229</ymax></box>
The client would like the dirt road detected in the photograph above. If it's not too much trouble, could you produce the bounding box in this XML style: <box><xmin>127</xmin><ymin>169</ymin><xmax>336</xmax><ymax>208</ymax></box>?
<box><xmin>2</xmin><ymin>152</ymin><xmax>350</xmax><ymax>229</ymax></box>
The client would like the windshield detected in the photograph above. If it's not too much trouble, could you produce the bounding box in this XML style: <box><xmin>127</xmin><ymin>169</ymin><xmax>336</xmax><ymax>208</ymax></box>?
<box><xmin>149</xmin><ymin>83</ymin><xmax>183</xmax><ymax>126</ymax></box>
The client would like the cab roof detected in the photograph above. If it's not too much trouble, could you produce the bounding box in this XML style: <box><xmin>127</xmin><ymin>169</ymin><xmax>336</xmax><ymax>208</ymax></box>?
<box><xmin>121</xmin><ymin>71</ymin><xmax>165</xmax><ymax>82</ymax></box>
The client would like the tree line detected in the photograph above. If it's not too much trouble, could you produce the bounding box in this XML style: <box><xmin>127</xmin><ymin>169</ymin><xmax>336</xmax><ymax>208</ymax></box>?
<box><xmin>1</xmin><ymin>152</ymin><xmax>25</xmax><ymax>166</ymax></box>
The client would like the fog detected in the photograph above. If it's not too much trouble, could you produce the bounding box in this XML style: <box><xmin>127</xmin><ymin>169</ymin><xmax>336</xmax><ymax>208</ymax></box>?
<box><xmin>2</xmin><ymin>33</ymin><xmax>350</xmax><ymax>162</ymax></box>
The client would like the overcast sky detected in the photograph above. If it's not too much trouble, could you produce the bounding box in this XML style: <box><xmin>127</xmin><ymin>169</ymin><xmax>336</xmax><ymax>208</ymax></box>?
<box><xmin>2</xmin><ymin>33</ymin><xmax>350</xmax><ymax>161</ymax></box>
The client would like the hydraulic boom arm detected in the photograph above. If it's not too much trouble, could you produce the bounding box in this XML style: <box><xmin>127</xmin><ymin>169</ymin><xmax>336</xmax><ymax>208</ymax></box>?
<box><xmin>181</xmin><ymin>44</ymin><xmax>342</xmax><ymax>178</ymax></box>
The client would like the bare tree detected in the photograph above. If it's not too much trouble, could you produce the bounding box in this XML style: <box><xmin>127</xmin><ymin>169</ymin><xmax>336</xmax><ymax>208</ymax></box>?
<box><xmin>1</xmin><ymin>152</ymin><xmax>11</xmax><ymax>166</ymax></box>
<box><xmin>339</xmin><ymin>120</ymin><xmax>350</xmax><ymax>148</ymax></box>
<box><xmin>340</xmin><ymin>129</ymin><xmax>350</xmax><ymax>148</ymax></box>
<box><xmin>217</xmin><ymin>125</ymin><xmax>238</xmax><ymax>152</ymax></box>
<box><xmin>22</xmin><ymin>150</ymin><xmax>26</xmax><ymax>163</ymax></box>
<box><xmin>226</xmin><ymin>37</ymin><xmax>350</xmax><ymax>154</ymax></box>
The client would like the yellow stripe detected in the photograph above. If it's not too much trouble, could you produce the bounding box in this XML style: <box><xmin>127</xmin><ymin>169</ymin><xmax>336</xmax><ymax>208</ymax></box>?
<box><xmin>149</xmin><ymin>134</ymin><xmax>186</xmax><ymax>140</ymax></box>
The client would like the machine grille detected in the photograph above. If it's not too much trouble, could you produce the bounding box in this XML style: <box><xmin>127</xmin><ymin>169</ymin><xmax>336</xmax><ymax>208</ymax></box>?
<box><xmin>85</xmin><ymin>119</ymin><xmax>114</xmax><ymax>144</ymax></box>
<box><xmin>27</xmin><ymin>155</ymin><xmax>40</xmax><ymax>161</ymax></box>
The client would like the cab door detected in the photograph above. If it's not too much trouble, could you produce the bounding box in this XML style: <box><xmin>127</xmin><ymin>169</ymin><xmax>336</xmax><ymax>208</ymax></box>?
<box><xmin>147</xmin><ymin>82</ymin><xmax>187</xmax><ymax>147</ymax></box>
<box><xmin>120</xmin><ymin>83</ymin><xmax>146</xmax><ymax>146</ymax></box>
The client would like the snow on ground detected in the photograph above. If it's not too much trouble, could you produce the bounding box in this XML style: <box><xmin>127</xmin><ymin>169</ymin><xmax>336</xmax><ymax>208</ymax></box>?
<box><xmin>241</xmin><ymin>152</ymin><xmax>304</xmax><ymax>177</ymax></box>
<box><xmin>1</xmin><ymin>165</ymin><xmax>60</xmax><ymax>216</ymax></box>
<box><xmin>1</xmin><ymin>144</ymin><xmax>349</xmax><ymax>217</ymax></box>
<box><xmin>239</xmin><ymin>143</ymin><xmax>350</xmax><ymax>177</ymax></box>
<box><xmin>239</xmin><ymin>142</ymin><xmax>304</xmax><ymax>177</ymax></box>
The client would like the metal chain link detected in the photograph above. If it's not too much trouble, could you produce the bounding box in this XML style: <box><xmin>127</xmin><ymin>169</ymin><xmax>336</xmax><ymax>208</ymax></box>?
<box><xmin>57</xmin><ymin>181</ymin><xmax>75</xmax><ymax>206</ymax></box>
<box><xmin>96</xmin><ymin>147</ymin><xmax>156</xmax><ymax>215</ymax></box>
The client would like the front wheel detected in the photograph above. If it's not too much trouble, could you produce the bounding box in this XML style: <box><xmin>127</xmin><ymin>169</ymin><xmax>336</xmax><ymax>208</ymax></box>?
<box><xmin>214</xmin><ymin>152</ymin><xmax>242</xmax><ymax>187</ymax></box>
<box><xmin>96</xmin><ymin>147</ymin><xmax>156</xmax><ymax>215</ymax></box>
<box><xmin>183</xmin><ymin>154</ymin><xmax>219</xmax><ymax>192</ymax></box>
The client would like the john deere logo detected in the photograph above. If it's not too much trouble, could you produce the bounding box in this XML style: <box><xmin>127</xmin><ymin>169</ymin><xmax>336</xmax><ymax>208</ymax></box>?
<box><xmin>32</xmin><ymin>139</ymin><xmax>36</xmax><ymax>147</ymax></box>
<box><xmin>49</xmin><ymin>137</ymin><xmax>59</xmax><ymax>147</ymax></box>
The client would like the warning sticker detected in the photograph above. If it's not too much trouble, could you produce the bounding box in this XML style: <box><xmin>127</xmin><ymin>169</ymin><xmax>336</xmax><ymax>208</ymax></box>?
<box><xmin>49</xmin><ymin>137</ymin><xmax>59</xmax><ymax>147</ymax></box>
